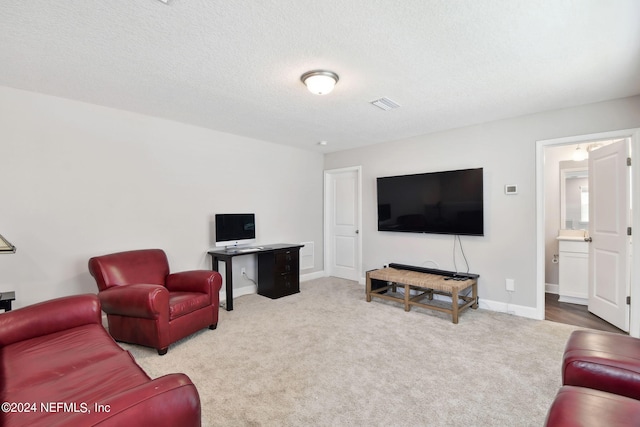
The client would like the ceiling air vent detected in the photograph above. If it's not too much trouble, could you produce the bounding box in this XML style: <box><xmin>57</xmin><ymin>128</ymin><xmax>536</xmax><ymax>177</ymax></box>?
<box><xmin>370</xmin><ymin>97</ymin><xmax>400</xmax><ymax>111</ymax></box>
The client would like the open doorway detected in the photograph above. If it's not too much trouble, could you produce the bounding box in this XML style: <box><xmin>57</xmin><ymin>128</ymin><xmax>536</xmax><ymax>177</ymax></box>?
<box><xmin>543</xmin><ymin>140</ymin><xmax>627</xmax><ymax>333</ymax></box>
<box><xmin>545</xmin><ymin>293</ymin><xmax>625</xmax><ymax>333</ymax></box>
<box><xmin>536</xmin><ymin>128</ymin><xmax>640</xmax><ymax>337</ymax></box>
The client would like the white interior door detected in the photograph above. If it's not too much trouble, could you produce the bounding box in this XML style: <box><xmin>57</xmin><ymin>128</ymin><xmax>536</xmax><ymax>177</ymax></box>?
<box><xmin>325</xmin><ymin>168</ymin><xmax>361</xmax><ymax>281</ymax></box>
<box><xmin>588</xmin><ymin>139</ymin><xmax>631</xmax><ymax>331</ymax></box>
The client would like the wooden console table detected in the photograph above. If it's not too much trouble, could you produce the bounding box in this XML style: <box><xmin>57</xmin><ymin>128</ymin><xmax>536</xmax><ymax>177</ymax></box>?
<box><xmin>366</xmin><ymin>266</ymin><xmax>478</xmax><ymax>323</ymax></box>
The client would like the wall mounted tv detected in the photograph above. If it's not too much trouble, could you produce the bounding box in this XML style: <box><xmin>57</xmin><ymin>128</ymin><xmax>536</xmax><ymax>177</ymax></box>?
<box><xmin>377</xmin><ymin>168</ymin><xmax>484</xmax><ymax>236</ymax></box>
<box><xmin>215</xmin><ymin>213</ymin><xmax>256</xmax><ymax>247</ymax></box>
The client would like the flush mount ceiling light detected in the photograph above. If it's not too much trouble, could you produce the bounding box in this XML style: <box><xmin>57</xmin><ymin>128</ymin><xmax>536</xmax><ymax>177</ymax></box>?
<box><xmin>572</xmin><ymin>145</ymin><xmax>588</xmax><ymax>161</ymax></box>
<box><xmin>300</xmin><ymin>70</ymin><xmax>339</xmax><ymax>95</ymax></box>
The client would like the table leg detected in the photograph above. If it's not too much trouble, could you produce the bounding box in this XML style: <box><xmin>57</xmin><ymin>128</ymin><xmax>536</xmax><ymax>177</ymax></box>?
<box><xmin>471</xmin><ymin>282</ymin><xmax>479</xmax><ymax>309</ymax></box>
<box><xmin>404</xmin><ymin>284</ymin><xmax>410</xmax><ymax>311</ymax></box>
<box><xmin>212</xmin><ymin>256</ymin><xmax>234</xmax><ymax>311</ymax></box>
<box><xmin>366</xmin><ymin>272</ymin><xmax>372</xmax><ymax>302</ymax></box>
<box><xmin>225</xmin><ymin>263</ymin><xmax>234</xmax><ymax>311</ymax></box>
<box><xmin>452</xmin><ymin>288</ymin><xmax>459</xmax><ymax>324</ymax></box>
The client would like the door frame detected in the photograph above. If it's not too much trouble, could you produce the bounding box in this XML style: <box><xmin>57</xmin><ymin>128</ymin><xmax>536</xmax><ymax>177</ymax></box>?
<box><xmin>535</xmin><ymin>128</ymin><xmax>640</xmax><ymax>337</ymax></box>
<box><xmin>324</xmin><ymin>166</ymin><xmax>363</xmax><ymax>282</ymax></box>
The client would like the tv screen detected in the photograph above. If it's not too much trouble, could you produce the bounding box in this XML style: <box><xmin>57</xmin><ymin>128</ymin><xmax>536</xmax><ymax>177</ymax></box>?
<box><xmin>215</xmin><ymin>213</ymin><xmax>256</xmax><ymax>246</ymax></box>
<box><xmin>377</xmin><ymin>168</ymin><xmax>484</xmax><ymax>236</ymax></box>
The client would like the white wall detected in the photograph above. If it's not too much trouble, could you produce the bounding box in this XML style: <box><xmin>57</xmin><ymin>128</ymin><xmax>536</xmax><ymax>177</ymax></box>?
<box><xmin>324</xmin><ymin>95</ymin><xmax>640</xmax><ymax>311</ymax></box>
<box><xmin>543</xmin><ymin>146</ymin><xmax>582</xmax><ymax>286</ymax></box>
<box><xmin>0</xmin><ymin>86</ymin><xmax>324</xmax><ymax>309</ymax></box>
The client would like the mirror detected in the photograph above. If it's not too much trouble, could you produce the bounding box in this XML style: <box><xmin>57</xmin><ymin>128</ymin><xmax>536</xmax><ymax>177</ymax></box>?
<box><xmin>560</xmin><ymin>160</ymin><xmax>588</xmax><ymax>230</ymax></box>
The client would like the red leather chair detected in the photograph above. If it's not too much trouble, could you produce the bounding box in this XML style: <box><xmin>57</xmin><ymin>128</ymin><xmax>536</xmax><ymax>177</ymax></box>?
<box><xmin>545</xmin><ymin>386</ymin><xmax>640</xmax><ymax>427</ymax></box>
<box><xmin>562</xmin><ymin>330</ymin><xmax>640</xmax><ymax>400</ymax></box>
<box><xmin>545</xmin><ymin>330</ymin><xmax>640</xmax><ymax>426</ymax></box>
<box><xmin>89</xmin><ymin>249</ymin><xmax>222</xmax><ymax>355</ymax></box>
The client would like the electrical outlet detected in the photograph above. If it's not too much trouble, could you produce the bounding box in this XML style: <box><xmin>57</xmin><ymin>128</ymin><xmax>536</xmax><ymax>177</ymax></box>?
<box><xmin>506</xmin><ymin>278</ymin><xmax>515</xmax><ymax>292</ymax></box>
<box><xmin>241</xmin><ymin>268</ymin><xmax>246</xmax><ymax>276</ymax></box>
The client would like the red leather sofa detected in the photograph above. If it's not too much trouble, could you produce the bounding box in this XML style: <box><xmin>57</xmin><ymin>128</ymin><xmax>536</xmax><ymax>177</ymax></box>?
<box><xmin>88</xmin><ymin>249</ymin><xmax>222</xmax><ymax>355</ymax></box>
<box><xmin>0</xmin><ymin>294</ymin><xmax>201</xmax><ymax>427</ymax></box>
<box><xmin>545</xmin><ymin>330</ymin><xmax>640</xmax><ymax>426</ymax></box>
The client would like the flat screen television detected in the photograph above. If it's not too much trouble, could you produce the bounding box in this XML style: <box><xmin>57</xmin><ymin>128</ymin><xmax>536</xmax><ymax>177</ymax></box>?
<box><xmin>377</xmin><ymin>168</ymin><xmax>484</xmax><ymax>236</ymax></box>
<box><xmin>215</xmin><ymin>213</ymin><xmax>256</xmax><ymax>247</ymax></box>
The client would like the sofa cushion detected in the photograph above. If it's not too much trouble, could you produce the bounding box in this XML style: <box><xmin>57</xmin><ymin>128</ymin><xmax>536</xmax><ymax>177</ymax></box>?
<box><xmin>169</xmin><ymin>292</ymin><xmax>210</xmax><ymax>320</ymax></box>
<box><xmin>563</xmin><ymin>329</ymin><xmax>640</xmax><ymax>400</ymax></box>
<box><xmin>89</xmin><ymin>249</ymin><xmax>170</xmax><ymax>291</ymax></box>
<box><xmin>2</xmin><ymin>325</ymin><xmax>151</xmax><ymax>426</ymax></box>
<box><xmin>2</xmin><ymin>324</ymin><xmax>132</xmax><ymax>390</ymax></box>
<box><xmin>545</xmin><ymin>386</ymin><xmax>640</xmax><ymax>427</ymax></box>
<box><xmin>6</xmin><ymin>352</ymin><xmax>150</xmax><ymax>424</ymax></box>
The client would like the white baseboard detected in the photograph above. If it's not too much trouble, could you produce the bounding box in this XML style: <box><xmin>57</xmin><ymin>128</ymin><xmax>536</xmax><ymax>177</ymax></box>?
<box><xmin>219</xmin><ymin>284</ymin><xmax>257</xmax><ymax>304</ymax></box>
<box><xmin>478</xmin><ymin>298</ymin><xmax>541</xmax><ymax>320</ymax></box>
<box><xmin>220</xmin><ymin>270</ymin><xmax>325</xmax><ymax>303</ymax></box>
<box><xmin>546</xmin><ymin>283</ymin><xmax>588</xmax><ymax>305</ymax></box>
<box><xmin>301</xmin><ymin>270</ymin><xmax>325</xmax><ymax>282</ymax></box>
<box><xmin>221</xmin><ymin>273</ymin><xmax>541</xmax><ymax>320</ymax></box>
<box><xmin>558</xmin><ymin>295</ymin><xmax>588</xmax><ymax>305</ymax></box>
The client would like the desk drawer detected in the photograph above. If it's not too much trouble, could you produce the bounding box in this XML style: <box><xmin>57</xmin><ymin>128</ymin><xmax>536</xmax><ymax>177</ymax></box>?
<box><xmin>559</xmin><ymin>240</ymin><xmax>589</xmax><ymax>254</ymax></box>
<box><xmin>275</xmin><ymin>251</ymin><xmax>298</xmax><ymax>273</ymax></box>
<box><xmin>258</xmin><ymin>248</ymin><xmax>301</xmax><ymax>299</ymax></box>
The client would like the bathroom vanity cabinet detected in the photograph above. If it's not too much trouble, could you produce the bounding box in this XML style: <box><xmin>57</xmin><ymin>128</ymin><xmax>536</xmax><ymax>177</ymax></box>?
<box><xmin>558</xmin><ymin>238</ymin><xmax>589</xmax><ymax>305</ymax></box>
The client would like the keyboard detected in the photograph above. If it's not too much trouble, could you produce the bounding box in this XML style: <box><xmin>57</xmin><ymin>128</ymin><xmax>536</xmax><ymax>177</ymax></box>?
<box><xmin>228</xmin><ymin>246</ymin><xmax>268</xmax><ymax>253</ymax></box>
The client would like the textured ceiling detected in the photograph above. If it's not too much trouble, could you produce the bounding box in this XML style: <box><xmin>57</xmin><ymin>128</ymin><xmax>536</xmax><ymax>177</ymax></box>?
<box><xmin>1</xmin><ymin>1</ymin><xmax>639</xmax><ymax>153</ymax></box>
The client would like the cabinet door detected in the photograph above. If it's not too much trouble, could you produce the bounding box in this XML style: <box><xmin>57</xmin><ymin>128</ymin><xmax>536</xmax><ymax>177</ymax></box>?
<box><xmin>559</xmin><ymin>251</ymin><xmax>589</xmax><ymax>301</ymax></box>
<box><xmin>275</xmin><ymin>272</ymin><xmax>299</xmax><ymax>296</ymax></box>
<box><xmin>258</xmin><ymin>248</ymin><xmax>300</xmax><ymax>299</ymax></box>
<box><xmin>275</xmin><ymin>251</ymin><xmax>298</xmax><ymax>273</ymax></box>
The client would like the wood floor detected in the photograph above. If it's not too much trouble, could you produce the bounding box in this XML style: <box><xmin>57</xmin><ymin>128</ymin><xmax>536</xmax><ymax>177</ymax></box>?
<box><xmin>545</xmin><ymin>293</ymin><xmax>626</xmax><ymax>334</ymax></box>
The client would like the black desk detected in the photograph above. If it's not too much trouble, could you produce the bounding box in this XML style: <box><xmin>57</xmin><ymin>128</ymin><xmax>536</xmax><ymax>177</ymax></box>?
<box><xmin>208</xmin><ymin>244</ymin><xmax>303</xmax><ymax>311</ymax></box>
<box><xmin>0</xmin><ymin>291</ymin><xmax>16</xmax><ymax>312</ymax></box>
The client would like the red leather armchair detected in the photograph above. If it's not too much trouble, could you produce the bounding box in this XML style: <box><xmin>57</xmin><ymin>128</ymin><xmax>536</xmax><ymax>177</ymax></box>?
<box><xmin>89</xmin><ymin>249</ymin><xmax>222</xmax><ymax>355</ymax></box>
<box><xmin>545</xmin><ymin>330</ymin><xmax>640</xmax><ymax>426</ymax></box>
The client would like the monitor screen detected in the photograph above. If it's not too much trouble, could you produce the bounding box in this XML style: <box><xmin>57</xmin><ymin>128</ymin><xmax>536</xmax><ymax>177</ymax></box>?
<box><xmin>215</xmin><ymin>213</ymin><xmax>256</xmax><ymax>246</ymax></box>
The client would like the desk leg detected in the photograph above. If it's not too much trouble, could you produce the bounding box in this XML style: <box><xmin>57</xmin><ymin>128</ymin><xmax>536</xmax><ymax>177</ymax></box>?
<box><xmin>225</xmin><ymin>265</ymin><xmax>233</xmax><ymax>311</ymax></box>
<box><xmin>212</xmin><ymin>256</ymin><xmax>234</xmax><ymax>311</ymax></box>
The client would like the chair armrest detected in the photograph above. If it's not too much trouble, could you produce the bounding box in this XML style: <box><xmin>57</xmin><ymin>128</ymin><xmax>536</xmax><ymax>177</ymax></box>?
<box><xmin>98</xmin><ymin>284</ymin><xmax>169</xmax><ymax>319</ymax></box>
<box><xmin>166</xmin><ymin>270</ymin><xmax>222</xmax><ymax>295</ymax></box>
<box><xmin>58</xmin><ymin>373</ymin><xmax>201</xmax><ymax>426</ymax></box>
<box><xmin>0</xmin><ymin>294</ymin><xmax>101</xmax><ymax>346</ymax></box>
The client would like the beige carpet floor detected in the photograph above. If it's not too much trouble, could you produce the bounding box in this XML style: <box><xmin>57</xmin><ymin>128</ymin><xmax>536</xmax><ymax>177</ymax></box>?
<box><xmin>121</xmin><ymin>277</ymin><xmax>580</xmax><ymax>427</ymax></box>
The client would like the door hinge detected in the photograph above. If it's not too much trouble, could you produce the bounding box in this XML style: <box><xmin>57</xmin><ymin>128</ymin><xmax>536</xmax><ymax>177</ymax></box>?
<box><xmin>628</xmin><ymin>227</ymin><xmax>632</xmax><ymax>236</ymax></box>
<box><xmin>628</xmin><ymin>157</ymin><xmax>632</xmax><ymax>166</ymax></box>
<box><xmin>627</xmin><ymin>296</ymin><xmax>631</xmax><ymax>305</ymax></box>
